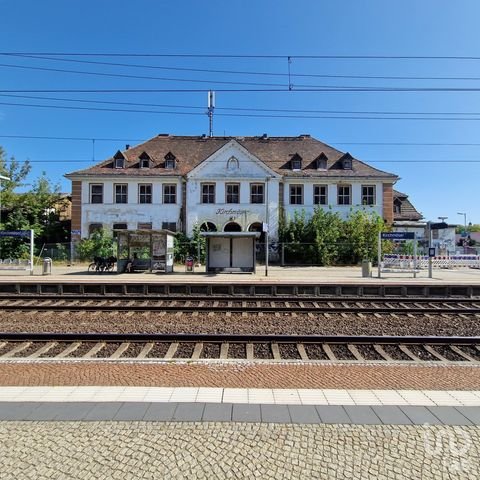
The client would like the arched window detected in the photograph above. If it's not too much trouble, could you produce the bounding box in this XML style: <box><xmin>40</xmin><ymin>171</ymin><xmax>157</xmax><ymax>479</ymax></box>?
<box><xmin>227</xmin><ymin>156</ymin><xmax>239</xmax><ymax>171</ymax></box>
<box><xmin>224</xmin><ymin>222</ymin><xmax>242</xmax><ymax>232</ymax></box>
<box><xmin>248</xmin><ymin>222</ymin><xmax>265</xmax><ymax>243</ymax></box>
<box><xmin>200</xmin><ymin>222</ymin><xmax>217</xmax><ymax>232</ymax></box>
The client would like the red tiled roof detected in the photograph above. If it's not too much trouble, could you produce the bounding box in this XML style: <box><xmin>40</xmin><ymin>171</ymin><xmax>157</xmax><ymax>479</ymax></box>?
<box><xmin>65</xmin><ymin>134</ymin><xmax>398</xmax><ymax>180</ymax></box>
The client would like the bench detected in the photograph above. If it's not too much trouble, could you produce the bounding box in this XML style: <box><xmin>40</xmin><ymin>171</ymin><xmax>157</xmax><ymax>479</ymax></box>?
<box><xmin>0</xmin><ymin>259</ymin><xmax>32</xmax><ymax>271</ymax></box>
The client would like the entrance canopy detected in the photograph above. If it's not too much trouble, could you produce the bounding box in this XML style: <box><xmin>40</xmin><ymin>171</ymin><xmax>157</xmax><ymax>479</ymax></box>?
<box><xmin>201</xmin><ymin>232</ymin><xmax>260</xmax><ymax>273</ymax></box>
<box><xmin>115</xmin><ymin>229</ymin><xmax>175</xmax><ymax>273</ymax></box>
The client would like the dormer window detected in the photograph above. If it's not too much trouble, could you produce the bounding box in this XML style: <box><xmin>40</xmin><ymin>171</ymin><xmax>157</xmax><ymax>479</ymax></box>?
<box><xmin>291</xmin><ymin>153</ymin><xmax>302</xmax><ymax>171</ymax></box>
<box><xmin>341</xmin><ymin>153</ymin><xmax>353</xmax><ymax>170</ymax></box>
<box><xmin>113</xmin><ymin>151</ymin><xmax>126</xmax><ymax>169</ymax></box>
<box><xmin>316</xmin><ymin>153</ymin><xmax>328</xmax><ymax>170</ymax></box>
<box><xmin>164</xmin><ymin>152</ymin><xmax>176</xmax><ymax>169</ymax></box>
<box><xmin>139</xmin><ymin>152</ymin><xmax>151</xmax><ymax>169</ymax></box>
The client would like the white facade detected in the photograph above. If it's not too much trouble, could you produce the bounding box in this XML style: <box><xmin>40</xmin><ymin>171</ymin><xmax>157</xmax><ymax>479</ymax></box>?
<box><xmin>78</xmin><ymin>176</ymin><xmax>182</xmax><ymax>235</ymax></box>
<box><xmin>68</xmin><ymin>137</ymin><xmax>396</xmax><ymax>240</ymax></box>
<box><xmin>186</xmin><ymin>141</ymin><xmax>281</xmax><ymax>238</ymax></box>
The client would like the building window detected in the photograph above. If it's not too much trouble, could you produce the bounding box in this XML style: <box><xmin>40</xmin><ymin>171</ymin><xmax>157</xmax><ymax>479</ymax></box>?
<box><xmin>362</xmin><ymin>185</ymin><xmax>376</xmax><ymax>206</ymax></box>
<box><xmin>114</xmin><ymin>184</ymin><xmax>128</xmax><ymax>204</ymax></box>
<box><xmin>138</xmin><ymin>222</ymin><xmax>152</xmax><ymax>230</ymax></box>
<box><xmin>250</xmin><ymin>183</ymin><xmax>264</xmax><ymax>204</ymax></box>
<box><xmin>164</xmin><ymin>152</ymin><xmax>176</xmax><ymax>169</ymax></box>
<box><xmin>314</xmin><ymin>185</ymin><xmax>328</xmax><ymax>205</ymax></box>
<box><xmin>113</xmin><ymin>223</ymin><xmax>128</xmax><ymax>230</ymax></box>
<box><xmin>201</xmin><ymin>183</ymin><xmax>215</xmax><ymax>204</ymax></box>
<box><xmin>291</xmin><ymin>154</ymin><xmax>302</xmax><ymax>170</ymax></box>
<box><xmin>139</xmin><ymin>152</ymin><xmax>150</xmax><ymax>169</ymax></box>
<box><xmin>226</xmin><ymin>183</ymin><xmax>240</xmax><ymax>204</ymax></box>
<box><xmin>90</xmin><ymin>184</ymin><xmax>103</xmax><ymax>204</ymax></box>
<box><xmin>163</xmin><ymin>184</ymin><xmax>176</xmax><ymax>204</ymax></box>
<box><xmin>138</xmin><ymin>184</ymin><xmax>152</xmax><ymax>204</ymax></box>
<box><xmin>88</xmin><ymin>223</ymin><xmax>103</xmax><ymax>236</ymax></box>
<box><xmin>290</xmin><ymin>185</ymin><xmax>303</xmax><ymax>205</ymax></box>
<box><xmin>162</xmin><ymin>222</ymin><xmax>177</xmax><ymax>232</ymax></box>
<box><xmin>337</xmin><ymin>185</ymin><xmax>351</xmax><ymax>205</ymax></box>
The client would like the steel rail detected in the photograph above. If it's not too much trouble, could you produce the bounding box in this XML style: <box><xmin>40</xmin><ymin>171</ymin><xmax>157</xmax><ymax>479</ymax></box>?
<box><xmin>0</xmin><ymin>302</ymin><xmax>478</xmax><ymax>314</ymax></box>
<box><xmin>0</xmin><ymin>294</ymin><xmax>479</xmax><ymax>303</ymax></box>
<box><xmin>0</xmin><ymin>332</ymin><xmax>479</xmax><ymax>345</ymax></box>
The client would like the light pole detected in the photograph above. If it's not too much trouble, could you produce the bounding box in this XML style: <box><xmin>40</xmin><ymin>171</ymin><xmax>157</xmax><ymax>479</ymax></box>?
<box><xmin>457</xmin><ymin>212</ymin><xmax>467</xmax><ymax>232</ymax></box>
<box><xmin>457</xmin><ymin>212</ymin><xmax>467</xmax><ymax>252</ymax></box>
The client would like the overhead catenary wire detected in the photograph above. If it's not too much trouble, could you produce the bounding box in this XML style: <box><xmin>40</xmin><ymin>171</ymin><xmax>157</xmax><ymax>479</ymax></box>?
<box><xmin>5</xmin><ymin>53</ymin><xmax>480</xmax><ymax>82</ymax></box>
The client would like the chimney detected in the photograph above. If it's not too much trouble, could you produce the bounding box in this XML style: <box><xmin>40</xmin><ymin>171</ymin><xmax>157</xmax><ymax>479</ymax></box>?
<box><xmin>125</xmin><ymin>144</ymin><xmax>130</xmax><ymax>150</ymax></box>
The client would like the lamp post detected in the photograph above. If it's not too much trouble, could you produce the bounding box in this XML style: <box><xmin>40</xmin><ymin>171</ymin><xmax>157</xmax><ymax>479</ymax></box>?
<box><xmin>457</xmin><ymin>212</ymin><xmax>467</xmax><ymax>252</ymax></box>
<box><xmin>457</xmin><ymin>212</ymin><xmax>467</xmax><ymax>233</ymax></box>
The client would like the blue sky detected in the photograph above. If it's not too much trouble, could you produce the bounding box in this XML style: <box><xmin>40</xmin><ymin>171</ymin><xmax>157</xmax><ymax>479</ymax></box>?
<box><xmin>1</xmin><ymin>0</ymin><xmax>479</xmax><ymax>225</ymax></box>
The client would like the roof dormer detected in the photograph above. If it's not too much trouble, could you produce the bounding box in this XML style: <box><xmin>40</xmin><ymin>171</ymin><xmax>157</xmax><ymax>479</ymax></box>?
<box><xmin>113</xmin><ymin>150</ymin><xmax>126</xmax><ymax>169</ymax></box>
<box><xmin>340</xmin><ymin>153</ymin><xmax>353</xmax><ymax>170</ymax></box>
<box><xmin>315</xmin><ymin>153</ymin><xmax>328</xmax><ymax>170</ymax></box>
<box><xmin>290</xmin><ymin>153</ymin><xmax>302</xmax><ymax>171</ymax></box>
<box><xmin>139</xmin><ymin>151</ymin><xmax>151</xmax><ymax>169</ymax></box>
<box><xmin>164</xmin><ymin>151</ymin><xmax>176</xmax><ymax>169</ymax></box>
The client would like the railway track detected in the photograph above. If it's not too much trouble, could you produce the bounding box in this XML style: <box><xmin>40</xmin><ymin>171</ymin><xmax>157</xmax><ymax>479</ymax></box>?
<box><xmin>0</xmin><ymin>295</ymin><xmax>479</xmax><ymax>314</ymax></box>
<box><xmin>1</xmin><ymin>333</ymin><xmax>479</xmax><ymax>364</ymax></box>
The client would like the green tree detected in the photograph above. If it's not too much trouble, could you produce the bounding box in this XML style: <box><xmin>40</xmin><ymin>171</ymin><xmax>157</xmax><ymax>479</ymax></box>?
<box><xmin>75</xmin><ymin>229</ymin><xmax>115</xmax><ymax>261</ymax></box>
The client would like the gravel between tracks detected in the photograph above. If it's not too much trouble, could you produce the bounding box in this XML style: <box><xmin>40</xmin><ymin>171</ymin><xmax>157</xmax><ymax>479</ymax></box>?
<box><xmin>0</xmin><ymin>311</ymin><xmax>479</xmax><ymax>337</ymax></box>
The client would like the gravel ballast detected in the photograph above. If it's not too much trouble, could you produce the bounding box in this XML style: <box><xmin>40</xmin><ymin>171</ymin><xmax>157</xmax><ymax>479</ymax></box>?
<box><xmin>0</xmin><ymin>311</ymin><xmax>479</xmax><ymax>337</ymax></box>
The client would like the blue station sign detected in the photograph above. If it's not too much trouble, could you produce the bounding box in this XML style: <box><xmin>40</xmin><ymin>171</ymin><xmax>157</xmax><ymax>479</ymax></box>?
<box><xmin>381</xmin><ymin>232</ymin><xmax>415</xmax><ymax>240</ymax></box>
<box><xmin>0</xmin><ymin>230</ymin><xmax>31</xmax><ymax>238</ymax></box>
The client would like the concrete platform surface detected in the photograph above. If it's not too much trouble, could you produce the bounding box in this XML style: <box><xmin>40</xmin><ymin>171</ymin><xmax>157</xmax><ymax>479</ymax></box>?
<box><xmin>1</xmin><ymin>263</ymin><xmax>480</xmax><ymax>284</ymax></box>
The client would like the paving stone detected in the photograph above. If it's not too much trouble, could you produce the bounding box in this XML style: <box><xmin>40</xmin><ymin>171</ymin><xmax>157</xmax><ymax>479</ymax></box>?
<box><xmin>371</xmin><ymin>406</ymin><xmax>412</xmax><ymax>425</ymax></box>
<box><xmin>172</xmin><ymin>402</ymin><xmax>205</xmax><ymax>422</ymax></box>
<box><xmin>232</xmin><ymin>404</ymin><xmax>261</xmax><ymax>422</ymax></box>
<box><xmin>202</xmin><ymin>403</ymin><xmax>232</xmax><ymax>422</ymax></box>
<box><xmin>455</xmin><ymin>407</ymin><xmax>480</xmax><ymax>425</ymax></box>
<box><xmin>83</xmin><ymin>402</ymin><xmax>122</xmax><ymax>421</ymax></box>
<box><xmin>1</xmin><ymin>422</ymin><xmax>478</xmax><ymax>478</ymax></box>
<box><xmin>429</xmin><ymin>406</ymin><xmax>473</xmax><ymax>426</ymax></box>
<box><xmin>113</xmin><ymin>402</ymin><xmax>150</xmax><ymax>421</ymax></box>
<box><xmin>143</xmin><ymin>402</ymin><xmax>177</xmax><ymax>421</ymax></box>
<box><xmin>260</xmin><ymin>404</ymin><xmax>291</xmax><ymax>423</ymax></box>
<box><xmin>25</xmin><ymin>403</ymin><xmax>63</xmax><ymax>421</ymax></box>
<box><xmin>0</xmin><ymin>402</ymin><xmax>41</xmax><ymax>420</ymax></box>
<box><xmin>315</xmin><ymin>405</ymin><xmax>351</xmax><ymax>424</ymax></box>
<box><xmin>400</xmin><ymin>406</ymin><xmax>444</xmax><ymax>425</ymax></box>
<box><xmin>344</xmin><ymin>406</ymin><xmax>382</xmax><ymax>424</ymax></box>
<box><xmin>53</xmin><ymin>402</ymin><xmax>96</xmax><ymax>420</ymax></box>
<box><xmin>288</xmin><ymin>405</ymin><xmax>321</xmax><ymax>424</ymax></box>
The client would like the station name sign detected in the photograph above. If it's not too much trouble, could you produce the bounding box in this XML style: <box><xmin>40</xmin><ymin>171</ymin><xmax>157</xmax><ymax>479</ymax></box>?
<box><xmin>215</xmin><ymin>208</ymin><xmax>249</xmax><ymax>215</ymax></box>
<box><xmin>381</xmin><ymin>232</ymin><xmax>415</xmax><ymax>240</ymax></box>
<box><xmin>0</xmin><ymin>230</ymin><xmax>31</xmax><ymax>238</ymax></box>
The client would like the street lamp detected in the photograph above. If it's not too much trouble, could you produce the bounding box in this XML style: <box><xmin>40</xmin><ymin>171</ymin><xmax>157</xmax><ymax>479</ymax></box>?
<box><xmin>457</xmin><ymin>212</ymin><xmax>467</xmax><ymax>233</ymax></box>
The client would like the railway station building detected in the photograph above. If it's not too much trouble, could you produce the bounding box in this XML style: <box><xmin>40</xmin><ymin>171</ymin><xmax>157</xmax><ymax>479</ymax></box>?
<box><xmin>65</xmin><ymin>134</ymin><xmax>399</xmax><ymax>242</ymax></box>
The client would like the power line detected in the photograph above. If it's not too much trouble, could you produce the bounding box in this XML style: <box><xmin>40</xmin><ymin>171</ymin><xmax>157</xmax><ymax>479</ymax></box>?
<box><xmin>4</xmin><ymin>99</ymin><xmax>480</xmax><ymax>121</ymax></box>
<box><xmin>4</xmin><ymin>52</ymin><xmax>480</xmax><ymax>60</ymax></box>
<box><xmin>4</xmin><ymin>93</ymin><xmax>480</xmax><ymax>116</ymax></box>
<box><xmin>0</xmin><ymin>62</ymin><xmax>286</xmax><ymax>87</ymax></box>
<box><xmin>2</xmin><ymin>135</ymin><xmax>480</xmax><ymax>147</ymax></box>
<box><xmin>5</xmin><ymin>53</ymin><xmax>480</xmax><ymax>82</ymax></box>
<box><xmin>5</xmin><ymin>85</ymin><xmax>480</xmax><ymax>93</ymax></box>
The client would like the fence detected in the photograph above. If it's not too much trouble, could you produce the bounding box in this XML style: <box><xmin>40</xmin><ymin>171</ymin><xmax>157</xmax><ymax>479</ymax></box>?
<box><xmin>383</xmin><ymin>254</ymin><xmax>480</xmax><ymax>270</ymax></box>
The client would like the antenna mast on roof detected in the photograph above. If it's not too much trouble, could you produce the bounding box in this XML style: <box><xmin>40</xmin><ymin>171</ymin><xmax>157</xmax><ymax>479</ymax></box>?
<box><xmin>207</xmin><ymin>91</ymin><xmax>215</xmax><ymax>137</ymax></box>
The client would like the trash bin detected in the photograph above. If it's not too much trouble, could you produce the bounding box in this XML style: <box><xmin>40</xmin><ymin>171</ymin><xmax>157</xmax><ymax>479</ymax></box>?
<box><xmin>361</xmin><ymin>260</ymin><xmax>372</xmax><ymax>278</ymax></box>
<box><xmin>185</xmin><ymin>256</ymin><xmax>194</xmax><ymax>273</ymax></box>
<box><xmin>42</xmin><ymin>257</ymin><xmax>52</xmax><ymax>275</ymax></box>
